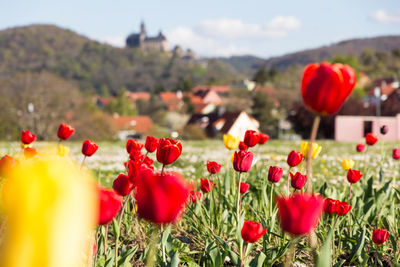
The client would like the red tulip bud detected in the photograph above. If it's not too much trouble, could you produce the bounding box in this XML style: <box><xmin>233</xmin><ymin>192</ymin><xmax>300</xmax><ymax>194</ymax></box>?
<box><xmin>347</xmin><ymin>169</ymin><xmax>363</xmax><ymax>184</ymax></box>
<box><xmin>113</xmin><ymin>174</ymin><xmax>133</xmax><ymax>196</ymax></box>
<box><xmin>82</xmin><ymin>140</ymin><xmax>99</xmax><ymax>157</ymax></box>
<box><xmin>238</xmin><ymin>141</ymin><xmax>248</xmax><ymax>151</ymax></box>
<box><xmin>365</xmin><ymin>133</ymin><xmax>378</xmax><ymax>146</ymax></box>
<box><xmin>290</xmin><ymin>172</ymin><xmax>307</xmax><ymax>190</ymax></box>
<box><xmin>244</xmin><ymin>130</ymin><xmax>260</xmax><ymax>147</ymax></box>
<box><xmin>156</xmin><ymin>138</ymin><xmax>182</xmax><ymax>165</ymax></box>
<box><xmin>206</xmin><ymin>160</ymin><xmax>221</xmax><ymax>174</ymax></box>
<box><xmin>57</xmin><ymin>123</ymin><xmax>75</xmax><ymax>140</ymax></box>
<box><xmin>372</xmin><ymin>228</ymin><xmax>389</xmax><ymax>245</ymax></box>
<box><xmin>268</xmin><ymin>166</ymin><xmax>283</xmax><ymax>183</ymax></box>
<box><xmin>323</xmin><ymin>198</ymin><xmax>339</xmax><ymax>215</ymax></box>
<box><xmin>393</xmin><ymin>148</ymin><xmax>400</xmax><ymax>160</ymax></box>
<box><xmin>21</xmin><ymin>130</ymin><xmax>36</xmax><ymax>145</ymax></box>
<box><xmin>200</xmin><ymin>178</ymin><xmax>216</xmax><ymax>193</ymax></box>
<box><xmin>236</xmin><ymin>182</ymin><xmax>250</xmax><ymax>194</ymax></box>
<box><xmin>356</xmin><ymin>144</ymin><xmax>365</xmax><ymax>152</ymax></box>
<box><xmin>126</xmin><ymin>139</ymin><xmax>143</xmax><ymax>154</ymax></box>
<box><xmin>287</xmin><ymin>150</ymin><xmax>303</xmax><ymax>167</ymax></box>
<box><xmin>241</xmin><ymin>220</ymin><xmax>267</xmax><ymax>243</ymax></box>
<box><xmin>24</xmin><ymin>147</ymin><xmax>38</xmax><ymax>159</ymax></box>
<box><xmin>233</xmin><ymin>150</ymin><xmax>253</xmax><ymax>172</ymax></box>
<box><xmin>335</xmin><ymin>201</ymin><xmax>351</xmax><ymax>216</ymax></box>
<box><xmin>145</xmin><ymin>136</ymin><xmax>159</xmax><ymax>153</ymax></box>
<box><xmin>258</xmin><ymin>133</ymin><xmax>269</xmax><ymax>144</ymax></box>
<box><xmin>190</xmin><ymin>190</ymin><xmax>202</xmax><ymax>204</ymax></box>
<box><xmin>98</xmin><ymin>187</ymin><xmax>123</xmax><ymax>225</ymax></box>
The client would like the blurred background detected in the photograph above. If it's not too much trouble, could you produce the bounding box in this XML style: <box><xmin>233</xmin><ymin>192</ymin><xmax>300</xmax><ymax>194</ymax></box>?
<box><xmin>0</xmin><ymin>0</ymin><xmax>399</xmax><ymax>141</ymax></box>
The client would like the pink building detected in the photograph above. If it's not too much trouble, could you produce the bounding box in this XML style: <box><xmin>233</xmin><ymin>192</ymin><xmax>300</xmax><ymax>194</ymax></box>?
<box><xmin>335</xmin><ymin>114</ymin><xmax>400</xmax><ymax>142</ymax></box>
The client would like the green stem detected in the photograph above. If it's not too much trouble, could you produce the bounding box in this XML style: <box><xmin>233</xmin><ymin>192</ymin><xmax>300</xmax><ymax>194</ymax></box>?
<box><xmin>236</xmin><ymin>172</ymin><xmax>243</xmax><ymax>221</ymax></box>
<box><xmin>286</xmin><ymin>167</ymin><xmax>292</xmax><ymax>196</ymax></box>
<box><xmin>306</xmin><ymin>115</ymin><xmax>320</xmax><ymax>193</ymax></box>
<box><xmin>161</xmin><ymin>225</ymin><xmax>166</xmax><ymax>264</ymax></box>
<box><xmin>114</xmin><ymin>225</ymin><xmax>119</xmax><ymax>267</ymax></box>
<box><xmin>269</xmin><ymin>183</ymin><xmax>274</xmax><ymax>216</ymax></box>
<box><xmin>118</xmin><ymin>193</ymin><xmax>132</xmax><ymax>229</ymax></box>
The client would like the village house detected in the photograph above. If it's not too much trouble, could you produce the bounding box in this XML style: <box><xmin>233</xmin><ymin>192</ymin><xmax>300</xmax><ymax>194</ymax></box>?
<box><xmin>111</xmin><ymin>114</ymin><xmax>153</xmax><ymax>140</ymax></box>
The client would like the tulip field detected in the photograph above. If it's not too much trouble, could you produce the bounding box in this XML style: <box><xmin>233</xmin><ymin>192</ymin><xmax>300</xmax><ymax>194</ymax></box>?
<box><xmin>1</xmin><ymin>136</ymin><xmax>400</xmax><ymax>267</ymax></box>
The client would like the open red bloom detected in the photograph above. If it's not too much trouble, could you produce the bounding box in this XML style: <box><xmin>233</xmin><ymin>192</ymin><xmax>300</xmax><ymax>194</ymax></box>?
<box><xmin>0</xmin><ymin>155</ymin><xmax>18</xmax><ymax>177</ymax></box>
<box><xmin>277</xmin><ymin>193</ymin><xmax>324</xmax><ymax>236</ymax></box>
<box><xmin>393</xmin><ymin>148</ymin><xmax>400</xmax><ymax>160</ymax></box>
<box><xmin>145</xmin><ymin>136</ymin><xmax>159</xmax><ymax>153</ymax></box>
<box><xmin>287</xmin><ymin>150</ymin><xmax>303</xmax><ymax>167</ymax></box>
<box><xmin>113</xmin><ymin>174</ymin><xmax>133</xmax><ymax>196</ymax></box>
<box><xmin>347</xmin><ymin>169</ymin><xmax>363</xmax><ymax>184</ymax></box>
<box><xmin>207</xmin><ymin>160</ymin><xmax>221</xmax><ymax>174</ymax></box>
<box><xmin>290</xmin><ymin>172</ymin><xmax>307</xmax><ymax>190</ymax></box>
<box><xmin>301</xmin><ymin>62</ymin><xmax>356</xmax><ymax>115</ymax></box>
<box><xmin>268</xmin><ymin>166</ymin><xmax>283</xmax><ymax>183</ymax></box>
<box><xmin>190</xmin><ymin>190</ymin><xmax>202</xmax><ymax>204</ymax></box>
<box><xmin>57</xmin><ymin>123</ymin><xmax>75</xmax><ymax>140</ymax></box>
<box><xmin>238</xmin><ymin>141</ymin><xmax>248</xmax><ymax>151</ymax></box>
<box><xmin>135</xmin><ymin>168</ymin><xmax>191</xmax><ymax>224</ymax></box>
<box><xmin>24</xmin><ymin>147</ymin><xmax>38</xmax><ymax>159</ymax></box>
<box><xmin>82</xmin><ymin>140</ymin><xmax>99</xmax><ymax>157</ymax></box>
<box><xmin>200</xmin><ymin>178</ymin><xmax>216</xmax><ymax>193</ymax></box>
<box><xmin>244</xmin><ymin>130</ymin><xmax>260</xmax><ymax>147</ymax></box>
<box><xmin>335</xmin><ymin>201</ymin><xmax>351</xmax><ymax>216</ymax></box>
<box><xmin>98</xmin><ymin>187</ymin><xmax>123</xmax><ymax>225</ymax></box>
<box><xmin>21</xmin><ymin>130</ymin><xmax>36</xmax><ymax>145</ymax></box>
<box><xmin>233</xmin><ymin>150</ymin><xmax>253</xmax><ymax>172</ymax></box>
<box><xmin>323</xmin><ymin>198</ymin><xmax>339</xmax><ymax>215</ymax></box>
<box><xmin>258</xmin><ymin>133</ymin><xmax>269</xmax><ymax>145</ymax></box>
<box><xmin>356</xmin><ymin>144</ymin><xmax>365</xmax><ymax>152</ymax></box>
<box><xmin>365</xmin><ymin>133</ymin><xmax>378</xmax><ymax>146</ymax></box>
<box><xmin>156</xmin><ymin>138</ymin><xmax>182</xmax><ymax>165</ymax></box>
<box><xmin>241</xmin><ymin>220</ymin><xmax>267</xmax><ymax>243</ymax></box>
<box><xmin>126</xmin><ymin>139</ymin><xmax>143</xmax><ymax>154</ymax></box>
<box><xmin>372</xmin><ymin>228</ymin><xmax>389</xmax><ymax>245</ymax></box>
<box><xmin>236</xmin><ymin>182</ymin><xmax>250</xmax><ymax>194</ymax></box>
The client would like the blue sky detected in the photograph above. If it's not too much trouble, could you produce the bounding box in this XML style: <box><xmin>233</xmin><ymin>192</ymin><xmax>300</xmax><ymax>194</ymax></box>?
<box><xmin>1</xmin><ymin>0</ymin><xmax>399</xmax><ymax>58</ymax></box>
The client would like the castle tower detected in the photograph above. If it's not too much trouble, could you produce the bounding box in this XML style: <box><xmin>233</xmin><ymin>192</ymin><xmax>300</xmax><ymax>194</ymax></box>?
<box><xmin>140</xmin><ymin>21</ymin><xmax>146</xmax><ymax>34</ymax></box>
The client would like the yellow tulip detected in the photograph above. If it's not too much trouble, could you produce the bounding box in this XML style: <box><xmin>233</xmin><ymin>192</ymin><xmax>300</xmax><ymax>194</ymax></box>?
<box><xmin>20</xmin><ymin>142</ymin><xmax>32</xmax><ymax>149</ymax></box>
<box><xmin>300</xmin><ymin>141</ymin><xmax>322</xmax><ymax>159</ymax></box>
<box><xmin>341</xmin><ymin>158</ymin><xmax>355</xmax><ymax>170</ymax></box>
<box><xmin>57</xmin><ymin>144</ymin><xmax>70</xmax><ymax>157</ymax></box>
<box><xmin>0</xmin><ymin>156</ymin><xmax>98</xmax><ymax>267</ymax></box>
<box><xmin>231</xmin><ymin>153</ymin><xmax>235</xmax><ymax>163</ymax></box>
<box><xmin>223</xmin><ymin>134</ymin><xmax>240</xmax><ymax>150</ymax></box>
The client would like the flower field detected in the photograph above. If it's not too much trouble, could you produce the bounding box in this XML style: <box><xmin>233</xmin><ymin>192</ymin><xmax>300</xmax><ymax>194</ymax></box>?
<box><xmin>1</xmin><ymin>138</ymin><xmax>399</xmax><ymax>266</ymax></box>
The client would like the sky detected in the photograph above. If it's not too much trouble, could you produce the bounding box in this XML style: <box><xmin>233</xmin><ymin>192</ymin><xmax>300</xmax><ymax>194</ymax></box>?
<box><xmin>0</xmin><ymin>0</ymin><xmax>400</xmax><ymax>58</ymax></box>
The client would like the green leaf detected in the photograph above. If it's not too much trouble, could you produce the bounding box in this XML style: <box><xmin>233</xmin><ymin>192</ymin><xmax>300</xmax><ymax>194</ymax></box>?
<box><xmin>170</xmin><ymin>251</ymin><xmax>180</xmax><ymax>267</ymax></box>
<box><xmin>349</xmin><ymin>227</ymin><xmax>366</xmax><ymax>264</ymax></box>
<box><xmin>249</xmin><ymin>252</ymin><xmax>266</xmax><ymax>267</ymax></box>
<box><xmin>316</xmin><ymin>228</ymin><xmax>334</xmax><ymax>267</ymax></box>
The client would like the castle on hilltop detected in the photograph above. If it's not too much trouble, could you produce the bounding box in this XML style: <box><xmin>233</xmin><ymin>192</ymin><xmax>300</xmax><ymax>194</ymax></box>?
<box><xmin>126</xmin><ymin>22</ymin><xmax>168</xmax><ymax>52</ymax></box>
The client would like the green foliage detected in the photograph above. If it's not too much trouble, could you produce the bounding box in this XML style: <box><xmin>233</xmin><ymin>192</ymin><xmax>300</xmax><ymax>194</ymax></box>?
<box><xmin>105</xmin><ymin>89</ymin><xmax>137</xmax><ymax>116</ymax></box>
<box><xmin>251</xmin><ymin>91</ymin><xmax>279</xmax><ymax>137</ymax></box>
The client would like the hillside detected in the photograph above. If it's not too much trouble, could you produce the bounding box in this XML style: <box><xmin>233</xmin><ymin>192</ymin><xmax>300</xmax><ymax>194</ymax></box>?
<box><xmin>0</xmin><ymin>24</ymin><xmax>238</xmax><ymax>94</ymax></box>
<box><xmin>221</xmin><ymin>35</ymin><xmax>400</xmax><ymax>73</ymax></box>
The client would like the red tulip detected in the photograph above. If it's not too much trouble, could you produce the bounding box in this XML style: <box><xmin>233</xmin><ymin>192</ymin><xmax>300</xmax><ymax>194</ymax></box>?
<box><xmin>244</xmin><ymin>130</ymin><xmax>260</xmax><ymax>147</ymax></box>
<box><xmin>135</xmin><ymin>168</ymin><xmax>191</xmax><ymax>224</ymax></box>
<box><xmin>301</xmin><ymin>62</ymin><xmax>356</xmax><ymax>115</ymax></box>
<box><xmin>207</xmin><ymin>160</ymin><xmax>221</xmax><ymax>174</ymax></box>
<box><xmin>24</xmin><ymin>147</ymin><xmax>38</xmax><ymax>159</ymax></box>
<box><xmin>258</xmin><ymin>133</ymin><xmax>269</xmax><ymax>144</ymax></box>
<box><xmin>129</xmin><ymin>149</ymin><xmax>144</xmax><ymax>161</ymax></box>
<box><xmin>287</xmin><ymin>150</ymin><xmax>303</xmax><ymax>167</ymax></box>
<box><xmin>200</xmin><ymin>178</ymin><xmax>216</xmax><ymax>193</ymax></box>
<box><xmin>241</xmin><ymin>220</ymin><xmax>267</xmax><ymax>243</ymax></box>
<box><xmin>98</xmin><ymin>187</ymin><xmax>123</xmax><ymax>225</ymax></box>
<box><xmin>276</xmin><ymin>193</ymin><xmax>324</xmax><ymax>236</ymax></box>
<box><xmin>268</xmin><ymin>166</ymin><xmax>283</xmax><ymax>183</ymax></box>
<box><xmin>356</xmin><ymin>144</ymin><xmax>365</xmax><ymax>152</ymax></box>
<box><xmin>82</xmin><ymin>140</ymin><xmax>99</xmax><ymax>157</ymax></box>
<box><xmin>128</xmin><ymin>159</ymin><xmax>154</xmax><ymax>185</ymax></box>
<box><xmin>190</xmin><ymin>190</ymin><xmax>202</xmax><ymax>204</ymax></box>
<box><xmin>113</xmin><ymin>174</ymin><xmax>133</xmax><ymax>196</ymax></box>
<box><xmin>21</xmin><ymin>130</ymin><xmax>36</xmax><ymax>145</ymax></box>
<box><xmin>156</xmin><ymin>138</ymin><xmax>182</xmax><ymax>165</ymax></box>
<box><xmin>365</xmin><ymin>133</ymin><xmax>378</xmax><ymax>146</ymax></box>
<box><xmin>236</xmin><ymin>182</ymin><xmax>250</xmax><ymax>194</ymax></box>
<box><xmin>335</xmin><ymin>201</ymin><xmax>351</xmax><ymax>216</ymax></box>
<box><xmin>393</xmin><ymin>149</ymin><xmax>400</xmax><ymax>160</ymax></box>
<box><xmin>239</xmin><ymin>141</ymin><xmax>248</xmax><ymax>151</ymax></box>
<box><xmin>126</xmin><ymin>139</ymin><xmax>143</xmax><ymax>154</ymax></box>
<box><xmin>233</xmin><ymin>150</ymin><xmax>253</xmax><ymax>172</ymax></box>
<box><xmin>290</xmin><ymin>172</ymin><xmax>307</xmax><ymax>190</ymax></box>
<box><xmin>323</xmin><ymin>198</ymin><xmax>339</xmax><ymax>215</ymax></box>
<box><xmin>0</xmin><ymin>155</ymin><xmax>18</xmax><ymax>177</ymax></box>
<box><xmin>143</xmin><ymin>156</ymin><xmax>154</xmax><ymax>167</ymax></box>
<box><xmin>347</xmin><ymin>169</ymin><xmax>363</xmax><ymax>184</ymax></box>
<box><xmin>372</xmin><ymin>228</ymin><xmax>389</xmax><ymax>245</ymax></box>
<box><xmin>145</xmin><ymin>136</ymin><xmax>159</xmax><ymax>153</ymax></box>
<box><xmin>57</xmin><ymin>123</ymin><xmax>75</xmax><ymax>140</ymax></box>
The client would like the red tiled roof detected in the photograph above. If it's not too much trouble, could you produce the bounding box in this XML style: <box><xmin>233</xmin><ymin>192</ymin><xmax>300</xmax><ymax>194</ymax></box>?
<box><xmin>112</xmin><ymin>115</ymin><xmax>153</xmax><ymax>134</ymax></box>
<box><xmin>160</xmin><ymin>92</ymin><xmax>183</xmax><ymax>111</ymax></box>
<box><xmin>126</xmin><ymin>92</ymin><xmax>151</xmax><ymax>102</ymax></box>
<box><xmin>97</xmin><ymin>97</ymin><xmax>112</xmax><ymax>106</ymax></box>
<box><xmin>193</xmin><ymin>85</ymin><xmax>231</xmax><ymax>93</ymax></box>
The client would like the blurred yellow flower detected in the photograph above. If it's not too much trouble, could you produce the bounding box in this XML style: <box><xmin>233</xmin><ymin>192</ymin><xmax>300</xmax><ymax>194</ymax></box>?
<box><xmin>231</xmin><ymin>153</ymin><xmax>235</xmax><ymax>163</ymax></box>
<box><xmin>341</xmin><ymin>158</ymin><xmax>354</xmax><ymax>170</ymax></box>
<box><xmin>0</xmin><ymin>156</ymin><xmax>98</xmax><ymax>267</ymax></box>
<box><xmin>300</xmin><ymin>141</ymin><xmax>322</xmax><ymax>159</ymax></box>
<box><xmin>223</xmin><ymin>134</ymin><xmax>240</xmax><ymax>150</ymax></box>
<box><xmin>57</xmin><ymin>144</ymin><xmax>69</xmax><ymax>157</ymax></box>
<box><xmin>20</xmin><ymin>142</ymin><xmax>32</xmax><ymax>149</ymax></box>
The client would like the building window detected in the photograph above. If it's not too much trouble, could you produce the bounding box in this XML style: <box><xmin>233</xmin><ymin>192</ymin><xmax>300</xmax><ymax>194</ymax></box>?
<box><xmin>363</xmin><ymin>121</ymin><xmax>372</xmax><ymax>136</ymax></box>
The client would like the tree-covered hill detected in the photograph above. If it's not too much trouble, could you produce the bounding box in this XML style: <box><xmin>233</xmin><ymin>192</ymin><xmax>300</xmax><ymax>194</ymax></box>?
<box><xmin>0</xmin><ymin>24</ymin><xmax>239</xmax><ymax>95</ymax></box>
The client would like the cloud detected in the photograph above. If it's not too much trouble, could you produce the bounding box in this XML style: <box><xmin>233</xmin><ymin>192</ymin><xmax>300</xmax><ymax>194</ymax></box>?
<box><xmin>166</xmin><ymin>16</ymin><xmax>300</xmax><ymax>56</ymax></box>
<box><xmin>371</xmin><ymin>10</ymin><xmax>400</xmax><ymax>23</ymax></box>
